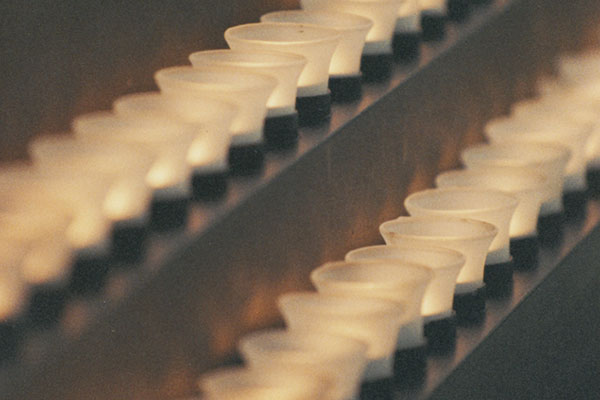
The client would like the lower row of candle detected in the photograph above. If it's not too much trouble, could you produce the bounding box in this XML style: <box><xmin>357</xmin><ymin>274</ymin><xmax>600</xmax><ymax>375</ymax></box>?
<box><xmin>192</xmin><ymin>51</ymin><xmax>600</xmax><ymax>398</ymax></box>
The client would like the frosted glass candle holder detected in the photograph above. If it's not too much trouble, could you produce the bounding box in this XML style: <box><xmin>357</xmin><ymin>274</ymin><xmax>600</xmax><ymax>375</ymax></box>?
<box><xmin>379</xmin><ymin>216</ymin><xmax>497</xmax><ymax>323</ymax></box>
<box><xmin>74</xmin><ymin>111</ymin><xmax>196</xmax><ymax>230</ymax></box>
<box><xmin>155</xmin><ymin>66</ymin><xmax>276</xmax><ymax>175</ymax></box>
<box><xmin>0</xmin><ymin>207</ymin><xmax>73</xmax><ymax>326</ymax></box>
<box><xmin>278</xmin><ymin>292</ymin><xmax>406</xmax><ymax>382</ymax></box>
<box><xmin>199</xmin><ymin>367</ymin><xmax>329</xmax><ymax>400</ymax></box>
<box><xmin>345</xmin><ymin>245</ymin><xmax>465</xmax><ymax>353</ymax></box>
<box><xmin>189</xmin><ymin>50</ymin><xmax>305</xmax><ymax>149</ymax></box>
<box><xmin>301</xmin><ymin>0</ymin><xmax>401</xmax><ymax>82</ymax></box>
<box><xmin>558</xmin><ymin>50</ymin><xmax>600</xmax><ymax>85</ymax></box>
<box><xmin>405</xmin><ymin>188</ymin><xmax>517</xmax><ymax>295</ymax></box>
<box><xmin>239</xmin><ymin>329</ymin><xmax>368</xmax><ymax>400</ymax></box>
<box><xmin>30</xmin><ymin>135</ymin><xmax>154</xmax><ymax>265</ymax></box>
<box><xmin>0</xmin><ymin>240</ymin><xmax>28</xmax><ymax>360</ymax></box>
<box><xmin>311</xmin><ymin>260</ymin><xmax>432</xmax><ymax>353</ymax></box>
<box><xmin>225</xmin><ymin>22</ymin><xmax>340</xmax><ymax>126</ymax></box>
<box><xmin>393</xmin><ymin>0</ymin><xmax>421</xmax><ymax>61</ymax></box>
<box><xmin>261</xmin><ymin>10</ymin><xmax>372</xmax><ymax>103</ymax></box>
<box><xmin>419</xmin><ymin>0</ymin><xmax>447</xmax><ymax>41</ymax></box>
<box><xmin>115</xmin><ymin>92</ymin><xmax>236</xmax><ymax>201</ymax></box>
<box><xmin>484</xmin><ymin>116</ymin><xmax>592</xmax><ymax>196</ymax></box>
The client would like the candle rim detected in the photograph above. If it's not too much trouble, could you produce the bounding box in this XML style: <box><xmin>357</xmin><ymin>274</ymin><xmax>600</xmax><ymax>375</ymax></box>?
<box><xmin>405</xmin><ymin>187</ymin><xmax>519</xmax><ymax>214</ymax></box>
<box><xmin>462</xmin><ymin>142</ymin><xmax>572</xmax><ymax>166</ymax></box>
<box><xmin>261</xmin><ymin>10</ymin><xmax>374</xmax><ymax>32</ymax></box>
<box><xmin>189</xmin><ymin>48</ymin><xmax>307</xmax><ymax>69</ymax></box>
<box><xmin>436</xmin><ymin>167</ymin><xmax>549</xmax><ymax>194</ymax></box>
<box><xmin>278</xmin><ymin>291</ymin><xmax>402</xmax><ymax>317</ymax></box>
<box><xmin>379</xmin><ymin>216</ymin><xmax>498</xmax><ymax>242</ymax></box>
<box><xmin>225</xmin><ymin>22</ymin><xmax>341</xmax><ymax>47</ymax></box>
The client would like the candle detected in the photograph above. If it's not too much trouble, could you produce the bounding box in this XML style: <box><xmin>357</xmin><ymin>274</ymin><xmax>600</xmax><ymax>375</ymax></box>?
<box><xmin>188</xmin><ymin>49</ymin><xmax>306</xmax><ymax>150</ymax></box>
<box><xmin>225</xmin><ymin>22</ymin><xmax>340</xmax><ymax>126</ymax></box>
<box><xmin>346</xmin><ymin>245</ymin><xmax>464</xmax><ymax>353</ymax></box>
<box><xmin>379</xmin><ymin>216</ymin><xmax>496</xmax><ymax>323</ymax></box>
<box><xmin>278</xmin><ymin>292</ymin><xmax>406</xmax><ymax>381</ymax></box>
<box><xmin>239</xmin><ymin>329</ymin><xmax>368</xmax><ymax>400</ymax></box>
<box><xmin>155</xmin><ymin>66</ymin><xmax>276</xmax><ymax>175</ymax></box>
<box><xmin>301</xmin><ymin>0</ymin><xmax>402</xmax><ymax>82</ymax></box>
<box><xmin>405</xmin><ymin>188</ymin><xmax>517</xmax><ymax>295</ymax></box>
<box><xmin>260</xmin><ymin>10</ymin><xmax>372</xmax><ymax>102</ymax></box>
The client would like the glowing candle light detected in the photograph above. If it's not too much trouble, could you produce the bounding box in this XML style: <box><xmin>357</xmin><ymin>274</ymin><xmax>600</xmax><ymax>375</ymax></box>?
<box><xmin>155</xmin><ymin>66</ymin><xmax>276</xmax><ymax>175</ymax></box>
<box><xmin>278</xmin><ymin>292</ymin><xmax>407</xmax><ymax>381</ymax></box>
<box><xmin>393</xmin><ymin>0</ymin><xmax>421</xmax><ymax>61</ymax></box>
<box><xmin>436</xmin><ymin>167</ymin><xmax>550</xmax><ymax>269</ymax></box>
<box><xmin>346</xmin><ymin>245</ymin><xmax>465</xmax><ymax>352</ymax></box>
<box><xmin>301</xmin><ymin>0</ymin><xmax>402</xmax><ymax>82</ymax></box>
<box><xmin>189</xmin><ymin>50</ymin><xmax>306</xmax><ymax>149</ymax></box>
<box><xmin>380</xmin><ymin>216</ymin><xmax>497</xmax><ymax>323</ymax></box>
<box><xmin>405</xmin><ymin>188</ymin><xmax>517</xmax><ymax>295</ymax></box>
<box><xmin>239</xmin><ymin>329</ymin><xmax>368</xmax><ymax>400</ymax></box>
<box><xmin>260</xmin><ymin>10</ymin><xmax>372</xmax><ymax>102</ymax></box>
<box><xmin>225</xmin><ymin>22</ymin><xmax>340</xmax><ymax>126</ymax></box>
<box><xmin>199</xmin><ymin>367</ymin><xmax>329</xmax><ymax>399</ymax></box>
<box><xmin>115</xmin><ymin>92</ymin><xmax>237</xmax><ymax>201</ymax></box>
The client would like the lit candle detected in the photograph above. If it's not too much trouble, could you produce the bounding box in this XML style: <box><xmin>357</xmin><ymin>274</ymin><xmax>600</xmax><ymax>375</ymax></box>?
<box><xmin>278</xmin><ymin>292</ymin><xmax>406</xmax><ymax>382</ymax></box>
<box><xmin>461</xmin><ymin>142</ymin><xmax>571</xmax><ymax>246</ymax></box>
<box><xmin>311</xmin><ymin>260</ymin><xmax>432</xmax><ymax>385</ymax></box>
<box><xmin>436</xmin><ymin>167</ymin><xmax>550</xmax><ymax>269</ymax></box>
<box><xmin>29</xmin><ymin>134</ymin><xmax>154</xmax><ymax>264</ymax></box>
<box><xmin>0</xmin><ymin>206</ymin><xmax>72</xmax><ymax>326</ymax></box>
<box><xmin>345</xmin><ymin>245</ymin><xmax>465</xmax><ymax>352</ymax></box>
<box><xmin>393</xmin><ymin>0</ymin><xmax>421</xmax><ymax>62</ymax></box>
<box><xmin>189</xmin><ymin>50</ymin><xmax>306</xmax><ymax>150</ymax></box>
<box><xmin>74</xmin><ymin>111</ymin><xmax>196</xmax><ymax>230</ymax></box>
<box><xmin>155</xmin><ymin>66</ymin><xmax>276</xmax><ymax>175</ymax></box>
<box><xmin>301</xmin><ymin>0</ymin><xmax>402</xmax><ymax>82</ymax></box>
<box><xmin>419</xmin><ymin>0</ymin><xmax>447</xmax><ymax>41</ymax></box>
<box><xmin>379</xmin><ymin>216</ymin><xmax>497</xmax><ymax>323</ymax></box>
<box><xmin>260</xmin><ymin>10</ymin><xmax>372</xmax><ymax>102</ymax></box>
<box><xmin>199</xmin><ymin>366</ymin><xmax>329</xmax><ymax>399</ymax></box>
<box><xmin>405</xmin><ymin>188</ymin><xmax>518</xmax><ymax>295</ymax></box>
<box><xmin>225</xmin><ymin>22</ymin><xmax>340</xmax><ymax>126</ymax></box>
<box><xmin>239</xmin><ymin>329</ymin><xmax>368</xmax><ymax>400</ymax></box>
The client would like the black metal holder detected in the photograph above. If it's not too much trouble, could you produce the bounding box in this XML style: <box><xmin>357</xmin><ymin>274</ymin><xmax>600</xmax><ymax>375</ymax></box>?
<box><xmin>264</xmin><ymin>112</ymin><xmax>299</xmax><ymax>150</ymax></box>
<box><xmin>360</xmin><ymin>377</ymin><xmax>393</xmax><ymax>400</ymax></box>
<box><xmin>421</xmin><ymin>11</ymin><xmax>447</xmax><ymax>41</ymax></box>
<box><xmin>393</xmin><ymin>31</ymin><xmax>421</xmax><ymax>63</ymax></box>
<box><xmin>484</xmin><ymin>257</ymin><xmax>514</xmax><ymax>297</ymax></box>
<box><xmin>563</xmin><ymin>189</ymin><xmax>588</xmax><ymax>220</ymax></box>
<box><xmin>360</xmin><ymin>53</ymin><xmax>394</xmax><ymax>83</ymax></box>
<box><xmin>150</xmin><ymin>195</ymin><xmax>189</xmax><ymax>231</ymax></box>
<box><xmin>111</xmin><ymin>220</ymin><xmax>149</xmax><ymax>264</ymax></box>
<box><xmin>26</xmin><ymin>285</ymin><xmax>70</xmax><ymax>328</ymax></box>
<box><xmin>228</xmin><ymin>143</ymin><xmax>265</xmax><ymax>176</ymax></box>
<box><xmin>296</xmin><ymin>91</ymin><xmax>332</xmax><ymax>127</ymax></box>
<box><xmin>68</xmin><ymin>251</ymin><xmax>111</xmax><ymax>295</ymax></box>
<box><xmin>586</xmin><ymin>167</ymin><xmax>600</xmax><ymax>195</ymax></box>
<box><xmin>425</xmin><ymin>314</ymin><xmax>457</xmax><ymax>354</ymax></box>
<box><xmin>510</xmin><ymin>236</ymin><xmax>539</xmax><ymax>270</ymax></box>
<box><xmin>328</xmin><ymin>75</ymin><xmax>362</xmax><ymax>103</ymax></box>
<box><xmin>538</xmin><ymin>211</ymin><xmax>565</xmax><ymax>247</ymax></box>
<box><xmin>0</xmin><ymin>322</ymin><xmax>20</xmax><ymax>364</ymax></box>
<box><xmin>394</xmin><ymin>344</ymin><xmax>428</xmax><ymax>387</ymax></box>
<box><xmin>191</xmin><ymin>171</ymin><xmax>228</xmax><ymax>202</ymax></box>
<box><xmin>447</xmin><ymin>0</ymin><xmax>471</xmax><ymax>21</ymax></box>
<box><xmin>453</xmin><ymin>287</ymin><xmax>486</xmax><ymax>324</ymax></box>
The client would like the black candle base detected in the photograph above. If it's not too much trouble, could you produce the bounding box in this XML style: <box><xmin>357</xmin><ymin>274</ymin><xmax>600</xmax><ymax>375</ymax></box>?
<box><xmin>192</xmin><ymin>171</ymin><xmax>228</xmax><ymax>202</ymax></box>
<box><xmin>421</xmin><ymin>11</ymin><xmax>446</xmax><ymax>41</ymax></box>
<box><xmin>0</xmin><ymin>321</ymin><xmax>20</xmax><ymax>363</ymax></box>
<box><xmin>484</xmin><ymin>258</ymin><xmax>513</xmax><ymax>297</ymax></box>
<box><xmin>447</xmin><ymin>0</ymin><xmax>471</xmax><ymax>22</ymax></box>
<box><xmin>538</xmin><ymin>211</ymin><xmax>565</xmax><ymax>247</ymax></box>
<box><xmin>394</xmin><ymin>344</ymin><xmax>427</xmax><ymax>386</ymax></box>
<box><xmin>453</xmin><ymin>287</ymin><xmax>486</xmax><ymax>324</ymax></box>
<box><xmin>586</xmin><ymin>168</ymin><xmax>600</xmax><ymax>196</ymax></box>
<box><xmin>329</xmin><ymin>75</ymin><xmax>362</xmax><ymax>103</ymax></box>
<box><xmin>393</xmin><ymin>31</ymin><xmax>421</xmax><ymax>62</ymax></box>
<box><xmin>510</xmin><ymin>236</ymin><xmax>539</xmax><ymax>270</ymax></box>
<box><xmin>112</xmin><ymin>220</ymin><xmax>148</xmax><ymax>264</ymax></box>
<box><xmin>150</xmin><ymin>195</ymin><xmax>189</xmax><ymax>231</ymax></box>
<box><xmin>228</xmin><ymin>143</ymin><xmax>265</xmax><ymax>176</ymax></box>
<box><xmin>69</xmin><ymin>252</ymin><xmax>111</xmax><ymax>295</ymax></box>
<box><xmin>296</xmin><ymin>91</ymin><xmax>332</xmax><ymax>127</ymax></box>
<box><xmin>563</xmin><ymin>189</ymin><xmax>587</xmax><ymax>220</ymax></box>
<box><xmin>264</xmin><ymin>112</ymin><xmax>299</xmax><ymax>150</ymax></box>
<box><xmin>27</xmin><ymin>285</ymin><xmax>69</xmax><ymax>328</ymax></box>
<box><xmin>360</xmin><ymin>53</ymin><xmax>393</xmax><ymax>83</ymax></box>
<box><xmin>424</xmin><ymin>314</ymin><xmax>457</xmax><ymax>354</ymax></box>
<box><xmin>470</xmin><ymin>0</ymin><xmax>492</xmax><ymax>5</ymax></box>
<box><xmin>360</xmin><ymin>378</ymin><xmax>393</xmax><ymax>400</ymax></box>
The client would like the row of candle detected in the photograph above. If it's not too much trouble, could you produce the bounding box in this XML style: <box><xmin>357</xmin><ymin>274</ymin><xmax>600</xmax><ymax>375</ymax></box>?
<box><xmin>0</xmin><ymin>0</ymin><xmax>489</xmax><ymax>356</ymax></box>
<box><xmin>194</xmin><ymin>50</ymin><xmax>600</xmax><ymax>399</ymax></box>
